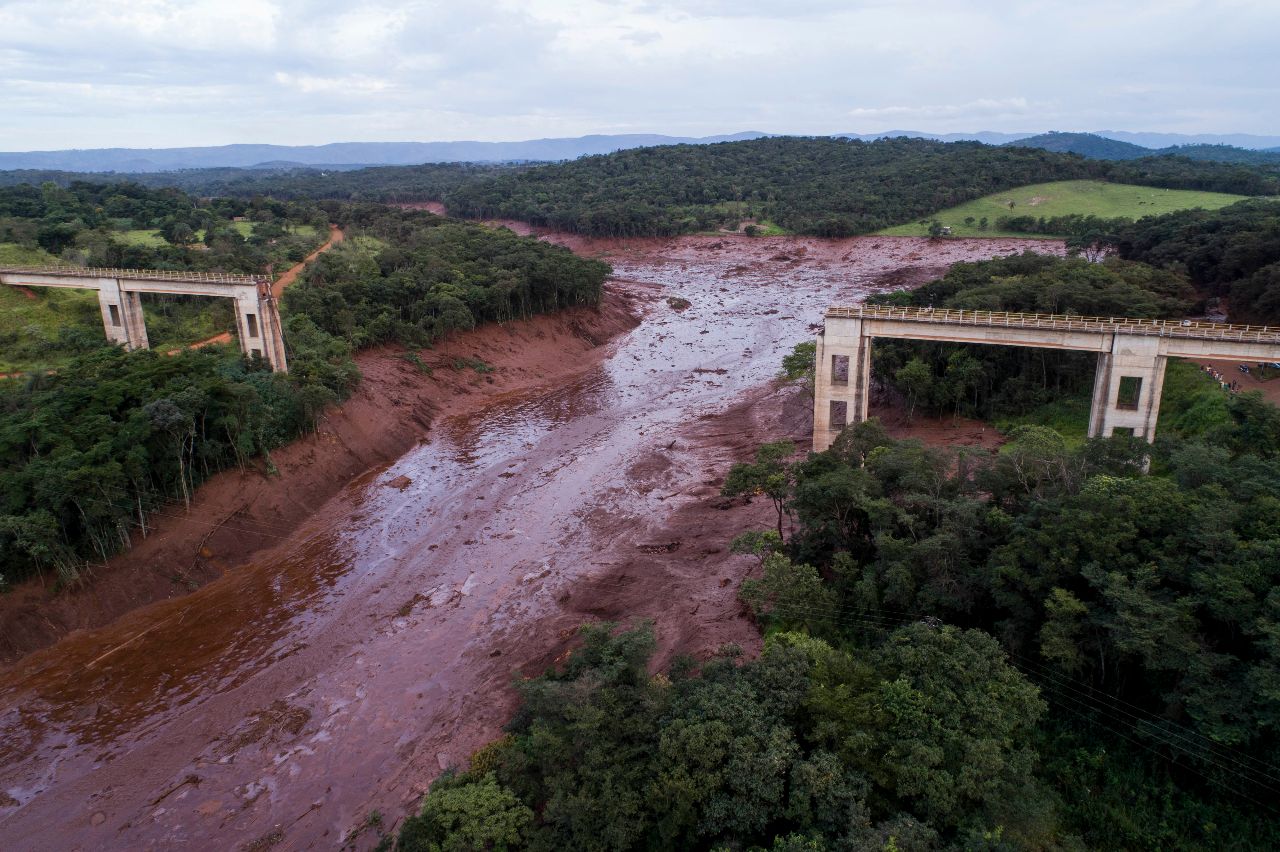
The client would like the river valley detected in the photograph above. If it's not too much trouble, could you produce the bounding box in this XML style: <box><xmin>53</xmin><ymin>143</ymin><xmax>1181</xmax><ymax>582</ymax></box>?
<box><xmin>0</xmin><ymin>234</ymin><xmax>1063</xmax><ymax>850</ymax></box>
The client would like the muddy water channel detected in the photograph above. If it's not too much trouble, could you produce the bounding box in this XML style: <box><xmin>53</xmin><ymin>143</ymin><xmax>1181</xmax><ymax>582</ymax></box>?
<box><xmin>0</xmin><ymin>236</ymin><xmax>1060</xmax><ymax>849</ymax></box>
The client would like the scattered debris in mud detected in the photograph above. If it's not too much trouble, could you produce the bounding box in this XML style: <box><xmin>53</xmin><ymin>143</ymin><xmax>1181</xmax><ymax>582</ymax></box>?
<box><xmin>0</xmin><ymin>230</ymin><xmax>1058</xmax><ymax>850</ymax></box>
<box><xmin>637</xmin><ymin>540</ymin><xmax>682</xmax><ymax>554</ymax></box>
<box><xmin>221</xmin><ymin>700</ymin><xmax>311</xmax><ymax>754</ymax></box>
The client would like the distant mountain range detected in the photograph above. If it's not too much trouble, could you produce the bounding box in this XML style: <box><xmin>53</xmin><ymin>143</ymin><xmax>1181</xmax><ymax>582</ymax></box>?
<box><xmin>839</xmin><ymin>130</ymin><xmax>1280</xmax><ymax>150</ymax></box>
<box><xmin>0</xmin><ymin>133</ymin><xmax>767</xmax><ymax>172</ymax></box>
<box><xmin>1</xmin><ymin>130</ymin><xmax>1279</xmax><ymax>172</ymax></box>
<box><xmin>996</xmin><ymin>132</ymin><xmax>1280</xmax><ymax>164</ymax></box>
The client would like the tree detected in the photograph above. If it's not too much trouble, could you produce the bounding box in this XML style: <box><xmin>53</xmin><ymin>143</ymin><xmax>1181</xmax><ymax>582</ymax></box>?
<box><xmin>398</xmin><ymin>772</ymin><xmax>533</xmax><ymax>852</ymax></box>
<box><xmin>942</xmin><ymin>350</ymin><xmax>984</xmax><ymax>418</ymax></box>
<box><xmin>738</xmin><ymin>553</ymin><xmax>838</xmax><ymax>633</ymax></box>
<box><xmin>895</xmin><ymin>359</ymin><xmax>933</xmax><ymax>423</ymax></box>
<box><xmin>722</xmin><ymin>441</ymin><xmax>796</xmax><ymax>538</ymax></box>
<box><xmin>780</xmin><ymin>340</ymin><xmax>817</xmax><ymax>397</ymax></box>
<box><xmin>870</xmin><ymin>624</ymin><xmax>1046</xmax><ymax>830</ymax></box>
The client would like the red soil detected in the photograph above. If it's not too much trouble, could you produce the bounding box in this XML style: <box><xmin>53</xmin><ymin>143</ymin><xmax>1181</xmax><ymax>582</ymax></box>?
<box><xmin>0</xmin><ymin>290</ymin><xmax>641</xmax><ymax>662</ymax></box>
<box><xmin>271</xmin><ymin>224</ymin><xmax>343</xmax><ymax>300</ymax></box>
<box><xmin>1192</xmin><ymin>358</ymin><xmax>1280</xmax><ymax>407</ymax></box>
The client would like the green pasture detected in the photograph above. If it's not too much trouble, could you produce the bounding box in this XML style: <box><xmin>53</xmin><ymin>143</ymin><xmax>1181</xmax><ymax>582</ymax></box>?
<box><xmin>878</xmin><ymin>180</ymin><xmax>1254</xmax><ymax>238</ymax></box>
<box><xmin>116</xmin><ymin>221</ymin><xmax>313</xmax><ymax>247</ymax></box>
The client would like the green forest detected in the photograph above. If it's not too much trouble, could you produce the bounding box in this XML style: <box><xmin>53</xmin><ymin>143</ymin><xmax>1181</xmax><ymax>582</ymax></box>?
<box><xmin>0</xmin><ymin>188</ymin><xmax>609</xmax><ymax>588</ymax></box>
<box><xmin>1107</xmin><ymin>199</ymin><xmax>1280</xmax><ymax>324</ymax></box>
<box><xmin>288</xmin><ymin>203</ymin><xmax>608</xmax><ymax>349</ymax></box>
<box><xmin>5</xmin><ymin>137</ymin><xmax>1277</xmax><ymax>242</ymax></box>
<box><xmin>439</xmin><ymin>137</ymin><xmax>1280</xmax><ymax>237</ymax></box>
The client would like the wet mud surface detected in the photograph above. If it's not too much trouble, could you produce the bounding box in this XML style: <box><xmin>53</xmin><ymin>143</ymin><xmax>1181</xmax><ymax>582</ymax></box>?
<box><xmin>0</xmin><ymin>234</ymin><xmax>1061</xmax><ymax>850</ymax></box>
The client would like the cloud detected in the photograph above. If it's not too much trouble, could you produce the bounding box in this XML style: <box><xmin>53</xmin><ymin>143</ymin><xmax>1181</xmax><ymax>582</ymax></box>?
<box><xmin>847</xmin><ymin>99</ymin><xmax>1034</xmax><ymax>122</ymax></box>
<box><xmin>0</xmin><ymin>0</ymin><xmax>1275</xmax><ymax>149</ymax></box>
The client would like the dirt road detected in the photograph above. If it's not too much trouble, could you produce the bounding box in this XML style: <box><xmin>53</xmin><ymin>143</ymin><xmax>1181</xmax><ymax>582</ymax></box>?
<box><xmin>0</xmin><ymin>235</ymin><xmax>1061</xmax><ymax>850</ymax></box>
<box><xmin>272</xmin><ymin>225</ymin><xmax>343</xmax><ymax>300</ymax></box>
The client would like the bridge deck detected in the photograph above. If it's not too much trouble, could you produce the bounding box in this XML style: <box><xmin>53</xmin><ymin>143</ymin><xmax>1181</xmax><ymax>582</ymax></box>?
<box><xmin>0</xmin><ymin>265</ymin><xmax>265</xmax><ymax>286</ymax></box>
<box><xmin>828</xmin><ymin>305</ymin><xmax>1280</xmax><ymax>345</ymax></box>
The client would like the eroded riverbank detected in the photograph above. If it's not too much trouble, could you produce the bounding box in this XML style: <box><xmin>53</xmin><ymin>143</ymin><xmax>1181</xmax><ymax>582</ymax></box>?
<box><xmin>0</xmin><ymin>234</ymin><xmax>1063</xmax><ymax>850</ymax></box>
<box><xmin>0</xmin><ymin>293</ymin><xmax>642</xmax><ymax>662</ymax></box>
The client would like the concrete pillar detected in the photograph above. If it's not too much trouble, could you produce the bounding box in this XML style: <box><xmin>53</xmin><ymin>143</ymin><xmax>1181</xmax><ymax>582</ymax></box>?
<box><xmin>851</xmin><ymin>331</ymin><xmax>872</xmax><ymax>424</ymax></box>
<box><xmin>259</xmin><ymin>291</ymin><xmax>289</xmax><ymax>374</ymax></box>
<box><xmin>1087</xmin><ymin>333</ymin><xmax>1166</xmax><ymax>442</ymax></box>
<box><xmin>122</xmin><ymin>290</ymin><xmax>149</xmax><ymax>350</ymax></box>
<box><xmin>96</xmin><ymin>278</ymin><xmax>148</xmax><ymax>350</ymax></box>
<box><xmin>812</xmin><ymin>316</ymin><xmax>871</xmax><ymax>452</ymax></box>
<box><xmin>233</xmin><ymin>286</ymin><xmax>288</xmax><ymax>373</ymax></box>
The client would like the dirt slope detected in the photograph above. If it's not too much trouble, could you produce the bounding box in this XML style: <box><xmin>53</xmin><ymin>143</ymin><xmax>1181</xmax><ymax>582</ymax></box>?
<box><xmin>0</xmin><ymin>291</ymin><xmax>640</xmax><ymax>662</ymax></box>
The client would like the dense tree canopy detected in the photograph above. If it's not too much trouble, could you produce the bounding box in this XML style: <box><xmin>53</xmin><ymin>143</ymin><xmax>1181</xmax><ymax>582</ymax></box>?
<box><xmin>399</xmin><ymin>621</ymin><xmax>1047</xmax><ymax>851</ymax></box>
<box><xmin>1108</xmin><ymin>199</ymin><xmax>1280</xmax><ymax>323</ymax></box>
<box><xmin>438</xmin><ymin>137</ymin><xmax>1279</xmax><ymax>238</ymax></box>
<box><xmin>288</xmin><ymin>205</ymin><xmax>608</xmax><ymax>348</ymax></box>
<box><xmin>0</xmin><ymin>179</ymin><xmax>329</xmax><ymax>271</ymax></box>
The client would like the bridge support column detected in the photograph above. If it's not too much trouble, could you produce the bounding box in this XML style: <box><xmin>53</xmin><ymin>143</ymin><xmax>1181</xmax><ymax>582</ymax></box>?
<box><xmin>97</xmin><ymin>278</ymin><xmax>149</xmax><ymax>350</ymax></box>
<box><xmin>234</xmin><ymin>288</ymin><xmax>288</xmax><ymax>373</ymax></box>
<box><xmin>813</xmin><ymin>318</ymin><xmax>872</xmax><ymax>452</ymax></box>
<box><xmin>1088</xmin><ymin>333</ymin><xmax>1166</xmax><ymax>442</ymax></box>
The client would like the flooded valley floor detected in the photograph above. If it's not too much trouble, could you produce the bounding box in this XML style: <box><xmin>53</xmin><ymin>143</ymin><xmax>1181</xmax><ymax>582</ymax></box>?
<box><xmin>0</xmin><ymin>235</ymin><xmax>1063</xmax><ymax>850</ymax></box>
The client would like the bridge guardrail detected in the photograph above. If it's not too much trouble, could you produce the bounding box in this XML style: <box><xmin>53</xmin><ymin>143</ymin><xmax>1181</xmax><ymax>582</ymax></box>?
<box><xmin>827</xmin><ymin>305</ymin><xmax>1280</xmax><ymax>344</ymax></box>
<box><xmin>0</xmin><ymin>265</ymin><xmax>265</xmax><ymax>286</ymax></box>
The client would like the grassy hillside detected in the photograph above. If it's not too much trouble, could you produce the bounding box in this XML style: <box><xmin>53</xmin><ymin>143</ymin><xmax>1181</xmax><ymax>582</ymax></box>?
<box><xmin>878</xmin><ymin>180</ymin><xmax>1251</xmax><ymax>237</ymax></box>
<box><xmin>0</xmin><ymin>245</ymin><xmax>103</xmax><ymax>372</ymax></box>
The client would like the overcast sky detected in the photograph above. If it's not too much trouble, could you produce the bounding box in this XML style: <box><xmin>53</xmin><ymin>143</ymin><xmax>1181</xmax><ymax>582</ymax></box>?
<box><xmin>1</xmin><ymin>0</ymin><xmax>1276</xmax><ymax>150</ymax></box>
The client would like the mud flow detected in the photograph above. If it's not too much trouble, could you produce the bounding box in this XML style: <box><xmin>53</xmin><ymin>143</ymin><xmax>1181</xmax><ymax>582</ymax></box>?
<box><xmin>0</xmin><ymin>235</ymin><xmax>1061</xmax><ymax>849</ymax></box>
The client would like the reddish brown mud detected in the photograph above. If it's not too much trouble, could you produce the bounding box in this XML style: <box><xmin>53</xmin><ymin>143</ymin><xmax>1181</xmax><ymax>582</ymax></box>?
<box><xmin>0</xmin><ymin>234</ymin><xmax>1061</xmax><ymax>850</ymax></box>
<box><xmin>0</xmin><ymin>294</ymin><xmax>641</xmax><ymax>662</ymax></box>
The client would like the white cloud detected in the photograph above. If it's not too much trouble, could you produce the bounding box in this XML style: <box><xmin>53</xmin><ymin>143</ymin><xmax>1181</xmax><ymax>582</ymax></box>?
<box><xmin>0</xmin><ymin>0</ymin><xmax>1275</xmax><ymax>148</ymax></box>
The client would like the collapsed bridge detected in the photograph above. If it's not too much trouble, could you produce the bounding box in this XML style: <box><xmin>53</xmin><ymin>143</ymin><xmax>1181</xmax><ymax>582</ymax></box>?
<box><xmin>813</xmin><ymin>305</ymin><xmax>1280</xmax><ymax>452</ymax></box>
<box><xmin>0</xmin><ymin>265</ymin><xmax>288</xmax><ymax>372</ymax></box>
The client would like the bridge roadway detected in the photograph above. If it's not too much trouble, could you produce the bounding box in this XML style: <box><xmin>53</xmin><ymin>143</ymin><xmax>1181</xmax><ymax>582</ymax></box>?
<box><xmin>0</xmin><ymin>265</ymin><xmax>288</xmax><ymax>372</ymax></box>
<box><xmin>814</xmin><ymin>305</ymin><xmax>1280</xmax><ymax>451</ymax></box>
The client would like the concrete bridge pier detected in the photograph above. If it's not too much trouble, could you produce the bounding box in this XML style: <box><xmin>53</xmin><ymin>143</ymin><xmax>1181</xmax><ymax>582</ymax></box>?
<box><xmin>811</xmin><ymin>305</ymin><xmax>1280</xmax><ymax>454</ymax></box>
<box><xmin>233</xmin><ymin>287</ymin><xmax>288</xmax><ymax>371</ymax></box>
<box><xmin>0</xmin><ymin>266</ymin><xmax>291</xmax><ymax>373</ymax></box>
<box><xmin>1088</xmin><ymin>334</ymin><xmax>1167</xmax><ymax>441</ymax></box>
<box><xmin>96</xmin><ymin>278</ymin><xmax>149</xmax><ymax>350</ymax></box>
<box><xmin>812</xmin><ymin>317</ymin><xmax>871</xmax><ymax>452</ymax></box>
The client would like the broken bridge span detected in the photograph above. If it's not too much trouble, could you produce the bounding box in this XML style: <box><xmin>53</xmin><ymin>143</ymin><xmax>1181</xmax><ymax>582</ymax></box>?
<box><xmin>814</xmin><ymin>304</ymin><xmax>1280</xmax><ymax>452</ymax></box>
<box><xmin>0</xmin><ymin>265</ymin><xmax>288</xmax><ymax>372</ymax></box>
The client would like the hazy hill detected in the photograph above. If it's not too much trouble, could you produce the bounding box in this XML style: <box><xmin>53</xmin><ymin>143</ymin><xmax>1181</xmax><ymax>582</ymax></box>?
<box><xmin>7</xmin><ymin>130</ymin><xmax>1280</xmax><ymax>173</ymax></box>
<box><xmin>1003</xmin><ymin>132</ymin><xmax>1151</xmax><ymax>160</ymax></box>
<box><xmin>837</xmin><ymin>130</ymin><xmax>1030</xmax><ymax>145</ymax></box>
<box><xmin>0</xmin><ymin>133</ymin><xmax>767</xmax><ymax>172</ymax></box>
<box><xmin>1161</xmin><ymin>144</ymin><xmax>1280</xmax><ymax>165</ymax></box>
<box><xmin>1095</xmin><ymin>130</ymin><xmax>1280</xmax><ymax>149</ymax></box>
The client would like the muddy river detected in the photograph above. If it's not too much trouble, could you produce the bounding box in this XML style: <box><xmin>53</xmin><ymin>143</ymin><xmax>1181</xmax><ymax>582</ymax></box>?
<box><xmin>0</xmin><ymin>235</ymin><xmax>1061</xmax><ymax>849</ymax></box>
